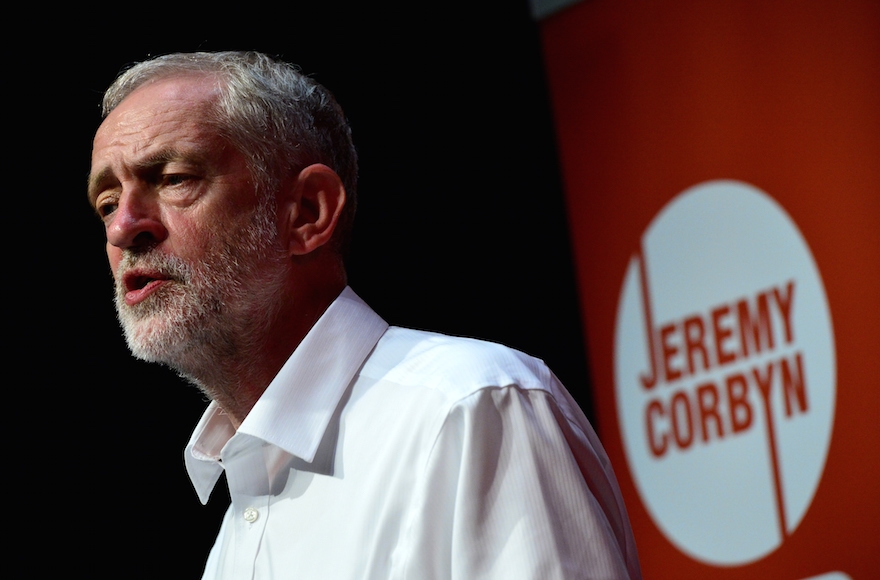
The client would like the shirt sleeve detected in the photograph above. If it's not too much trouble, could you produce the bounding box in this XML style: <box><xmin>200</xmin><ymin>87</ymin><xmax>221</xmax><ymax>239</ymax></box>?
<box><xmin>395</xmin><ymin>384</ymin><xmax>641</xmax><ymax>580</ymax></box>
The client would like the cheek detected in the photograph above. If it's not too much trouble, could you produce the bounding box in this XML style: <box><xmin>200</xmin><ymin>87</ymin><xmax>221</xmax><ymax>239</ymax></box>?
<box><xmin>107</xmin><ymin>243</ymin><xmax>122</xmax><ymax>277</ymax></box>
<box><xmin>172</xmin><ymin>221</ymin><xmax>212</xmax><ymax>261</ymax></box>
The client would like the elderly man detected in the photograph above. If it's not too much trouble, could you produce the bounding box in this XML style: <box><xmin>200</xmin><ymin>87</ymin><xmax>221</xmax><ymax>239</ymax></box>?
<box><xmin>88</xmin><ymin>51</ymin><xmax>641</xmax><ymax>579</ymax></box>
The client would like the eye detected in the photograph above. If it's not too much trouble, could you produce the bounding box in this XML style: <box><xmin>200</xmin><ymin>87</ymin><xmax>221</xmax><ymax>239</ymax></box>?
<box><xmin>162</xmin><ymin>173</ymin><xmax>195</xmax><ymax>187</ymax></box>
<box><xmin>95</xmin><ymin>194</ymin><xmax>119</xmax><ymax>219</ymax></box>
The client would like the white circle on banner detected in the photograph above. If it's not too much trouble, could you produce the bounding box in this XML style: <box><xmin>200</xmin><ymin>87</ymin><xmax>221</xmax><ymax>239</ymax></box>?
<box><xmin>614</xmin><ymin>180</ymin><xmax>835</xmax><ymax>565</ymax></box>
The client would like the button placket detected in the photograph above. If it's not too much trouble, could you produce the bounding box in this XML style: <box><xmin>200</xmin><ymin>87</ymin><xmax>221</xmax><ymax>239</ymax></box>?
<box><xmin>222</xmin><ymin>436</ymin><xmax>273</xmax><ymax>579</ymax></box>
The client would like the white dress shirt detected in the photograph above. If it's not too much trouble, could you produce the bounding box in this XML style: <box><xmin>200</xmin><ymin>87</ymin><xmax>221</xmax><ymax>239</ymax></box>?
<box><xmin>185</xmin><ymin>287</ymin><xmax>641</xmax><ymax>579</ymax></box>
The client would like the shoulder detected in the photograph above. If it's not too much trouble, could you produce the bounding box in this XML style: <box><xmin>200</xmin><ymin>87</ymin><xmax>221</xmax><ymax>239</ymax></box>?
<box><xmin>360</xmin><ymin>326</ymin><xmax>559</xmax><ymax>404</ymax></box>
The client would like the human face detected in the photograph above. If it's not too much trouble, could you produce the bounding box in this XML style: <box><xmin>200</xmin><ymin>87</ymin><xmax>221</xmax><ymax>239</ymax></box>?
<box><xmin>89</xmin><ymin>76</ymin><xmax>287</xmax><ymax>372</ymax></box>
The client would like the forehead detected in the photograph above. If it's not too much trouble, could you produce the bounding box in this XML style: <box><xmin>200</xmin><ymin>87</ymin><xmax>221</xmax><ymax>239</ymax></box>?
<box><xmin>89</xmin><ymin>76</ymin><xmax>233</xmax><ymax>199</ymax></box>
<box><xmin>92</xmin><ymin>75</ymin><xmax>223</xmax><ymax>159</ymax></box>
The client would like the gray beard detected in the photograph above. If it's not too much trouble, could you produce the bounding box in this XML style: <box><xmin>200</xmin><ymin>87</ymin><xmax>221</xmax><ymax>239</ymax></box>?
<box><xmin>113</xmin><ymin>199</ymin><xmax>287</xmax><ymax>387</ymax></box>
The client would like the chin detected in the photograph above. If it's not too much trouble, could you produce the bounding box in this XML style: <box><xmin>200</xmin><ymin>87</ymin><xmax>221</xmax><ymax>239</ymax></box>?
<box><xmin>122</xmin><ymin>315</ymin><xmax>191</xmax><ymax>364</ymax></box>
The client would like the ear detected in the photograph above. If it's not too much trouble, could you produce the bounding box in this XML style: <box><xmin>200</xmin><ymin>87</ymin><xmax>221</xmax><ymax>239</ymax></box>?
<box><xmin>283</xmin><ymin>163</ymin><xmax>347</xmax><ymax>257</ymax></box>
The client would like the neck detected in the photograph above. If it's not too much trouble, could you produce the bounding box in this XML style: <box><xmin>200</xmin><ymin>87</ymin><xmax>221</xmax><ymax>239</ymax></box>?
<box><xmin>181</xmin><ymin>271</ymin><xmax>347</xmax><ymax>428</ymax></box>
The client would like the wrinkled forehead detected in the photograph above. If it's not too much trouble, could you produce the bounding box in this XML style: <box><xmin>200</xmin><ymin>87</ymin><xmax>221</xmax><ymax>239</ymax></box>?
<box><xmin>103</xmin><ymin>73</ymin><xmax>220</xmax><ymax>127</ymax></box>
<box><xmin>94</xmin><ymin>75</ymin><xmax>223</xmax><ymax>147</ymax></box>
<box><xmin>88</xmin><ymin>77</ymin><xmax>235</xmax><ymax>202</ymax></box>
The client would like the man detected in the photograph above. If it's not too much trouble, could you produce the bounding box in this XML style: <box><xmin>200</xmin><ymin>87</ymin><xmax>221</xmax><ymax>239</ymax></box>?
<box><xmin>88</xmin><ymin>51</ymin><xmax>642</xmax><ymax>579</ymax></box>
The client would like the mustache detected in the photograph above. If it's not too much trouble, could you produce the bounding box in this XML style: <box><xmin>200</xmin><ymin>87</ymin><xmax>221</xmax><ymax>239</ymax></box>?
<box><xmin>115</xmin><ymin>250</ymin><xmax>192</xmax><ymax>286</ymax></box>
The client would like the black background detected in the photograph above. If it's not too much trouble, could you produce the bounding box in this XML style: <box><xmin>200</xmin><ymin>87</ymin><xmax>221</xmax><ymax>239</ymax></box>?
<box><xmin>18</xmin><ymin>1</ymin><xmax>594</xmax><ymax>576</ymax></box>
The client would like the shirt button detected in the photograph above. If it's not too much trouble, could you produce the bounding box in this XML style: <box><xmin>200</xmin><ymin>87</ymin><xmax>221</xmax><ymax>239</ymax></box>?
<box><xmin>243</xmin><ymin>507</ymin><xmax>259</xmax><ymax>523</ymax></box>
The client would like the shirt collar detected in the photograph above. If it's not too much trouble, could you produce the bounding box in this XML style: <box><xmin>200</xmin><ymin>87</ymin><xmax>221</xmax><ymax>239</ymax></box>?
<box><xmin>184</xmin><ymin>286</ymin><xmax>389</xmax><ymax>504</ymax></box>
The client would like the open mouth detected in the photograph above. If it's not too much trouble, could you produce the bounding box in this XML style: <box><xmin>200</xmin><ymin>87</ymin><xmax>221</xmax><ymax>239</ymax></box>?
<box><xmin>122</xmin><ymin>270</ymin><xmax>173</xmax><ymax>306</ymax></box>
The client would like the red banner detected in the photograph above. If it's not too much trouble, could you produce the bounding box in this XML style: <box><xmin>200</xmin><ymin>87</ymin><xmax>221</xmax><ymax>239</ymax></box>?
<box><xmin>535</xmin><ymin>1</ymin><xmax>880</xmax><ymax>578</ymax></box>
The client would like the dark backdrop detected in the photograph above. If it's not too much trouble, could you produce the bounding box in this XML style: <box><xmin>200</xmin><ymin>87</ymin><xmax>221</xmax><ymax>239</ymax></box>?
<box><xmin>19</xmin><ymin>2</ymin><xmax>593</xmax><ymax>576</ymax></box>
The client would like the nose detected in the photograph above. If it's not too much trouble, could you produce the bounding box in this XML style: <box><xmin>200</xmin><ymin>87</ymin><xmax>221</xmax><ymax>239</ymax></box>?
<box><xmin>105</xmin><ymin>188</ymin><xmax>168</xmax><ymax>251</ymax></box>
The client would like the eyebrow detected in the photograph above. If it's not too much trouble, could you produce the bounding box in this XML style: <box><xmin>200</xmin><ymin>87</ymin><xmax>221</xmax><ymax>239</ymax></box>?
<box><xmin>86</xmin><ymin>148</ymin><xmax>201</xmax><ymax>207</ymax></box>
<box><xmin>86</xmin><ymin>167</ymin><xmax>111</xmax><ymax>208</ymax></box>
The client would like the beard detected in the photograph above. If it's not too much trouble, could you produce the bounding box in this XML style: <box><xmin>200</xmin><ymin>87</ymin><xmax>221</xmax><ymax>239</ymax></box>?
<box><xmin>113</xmin><ymin>196</ymin><xmax>288</xmax><ymax>384</ymax></box>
